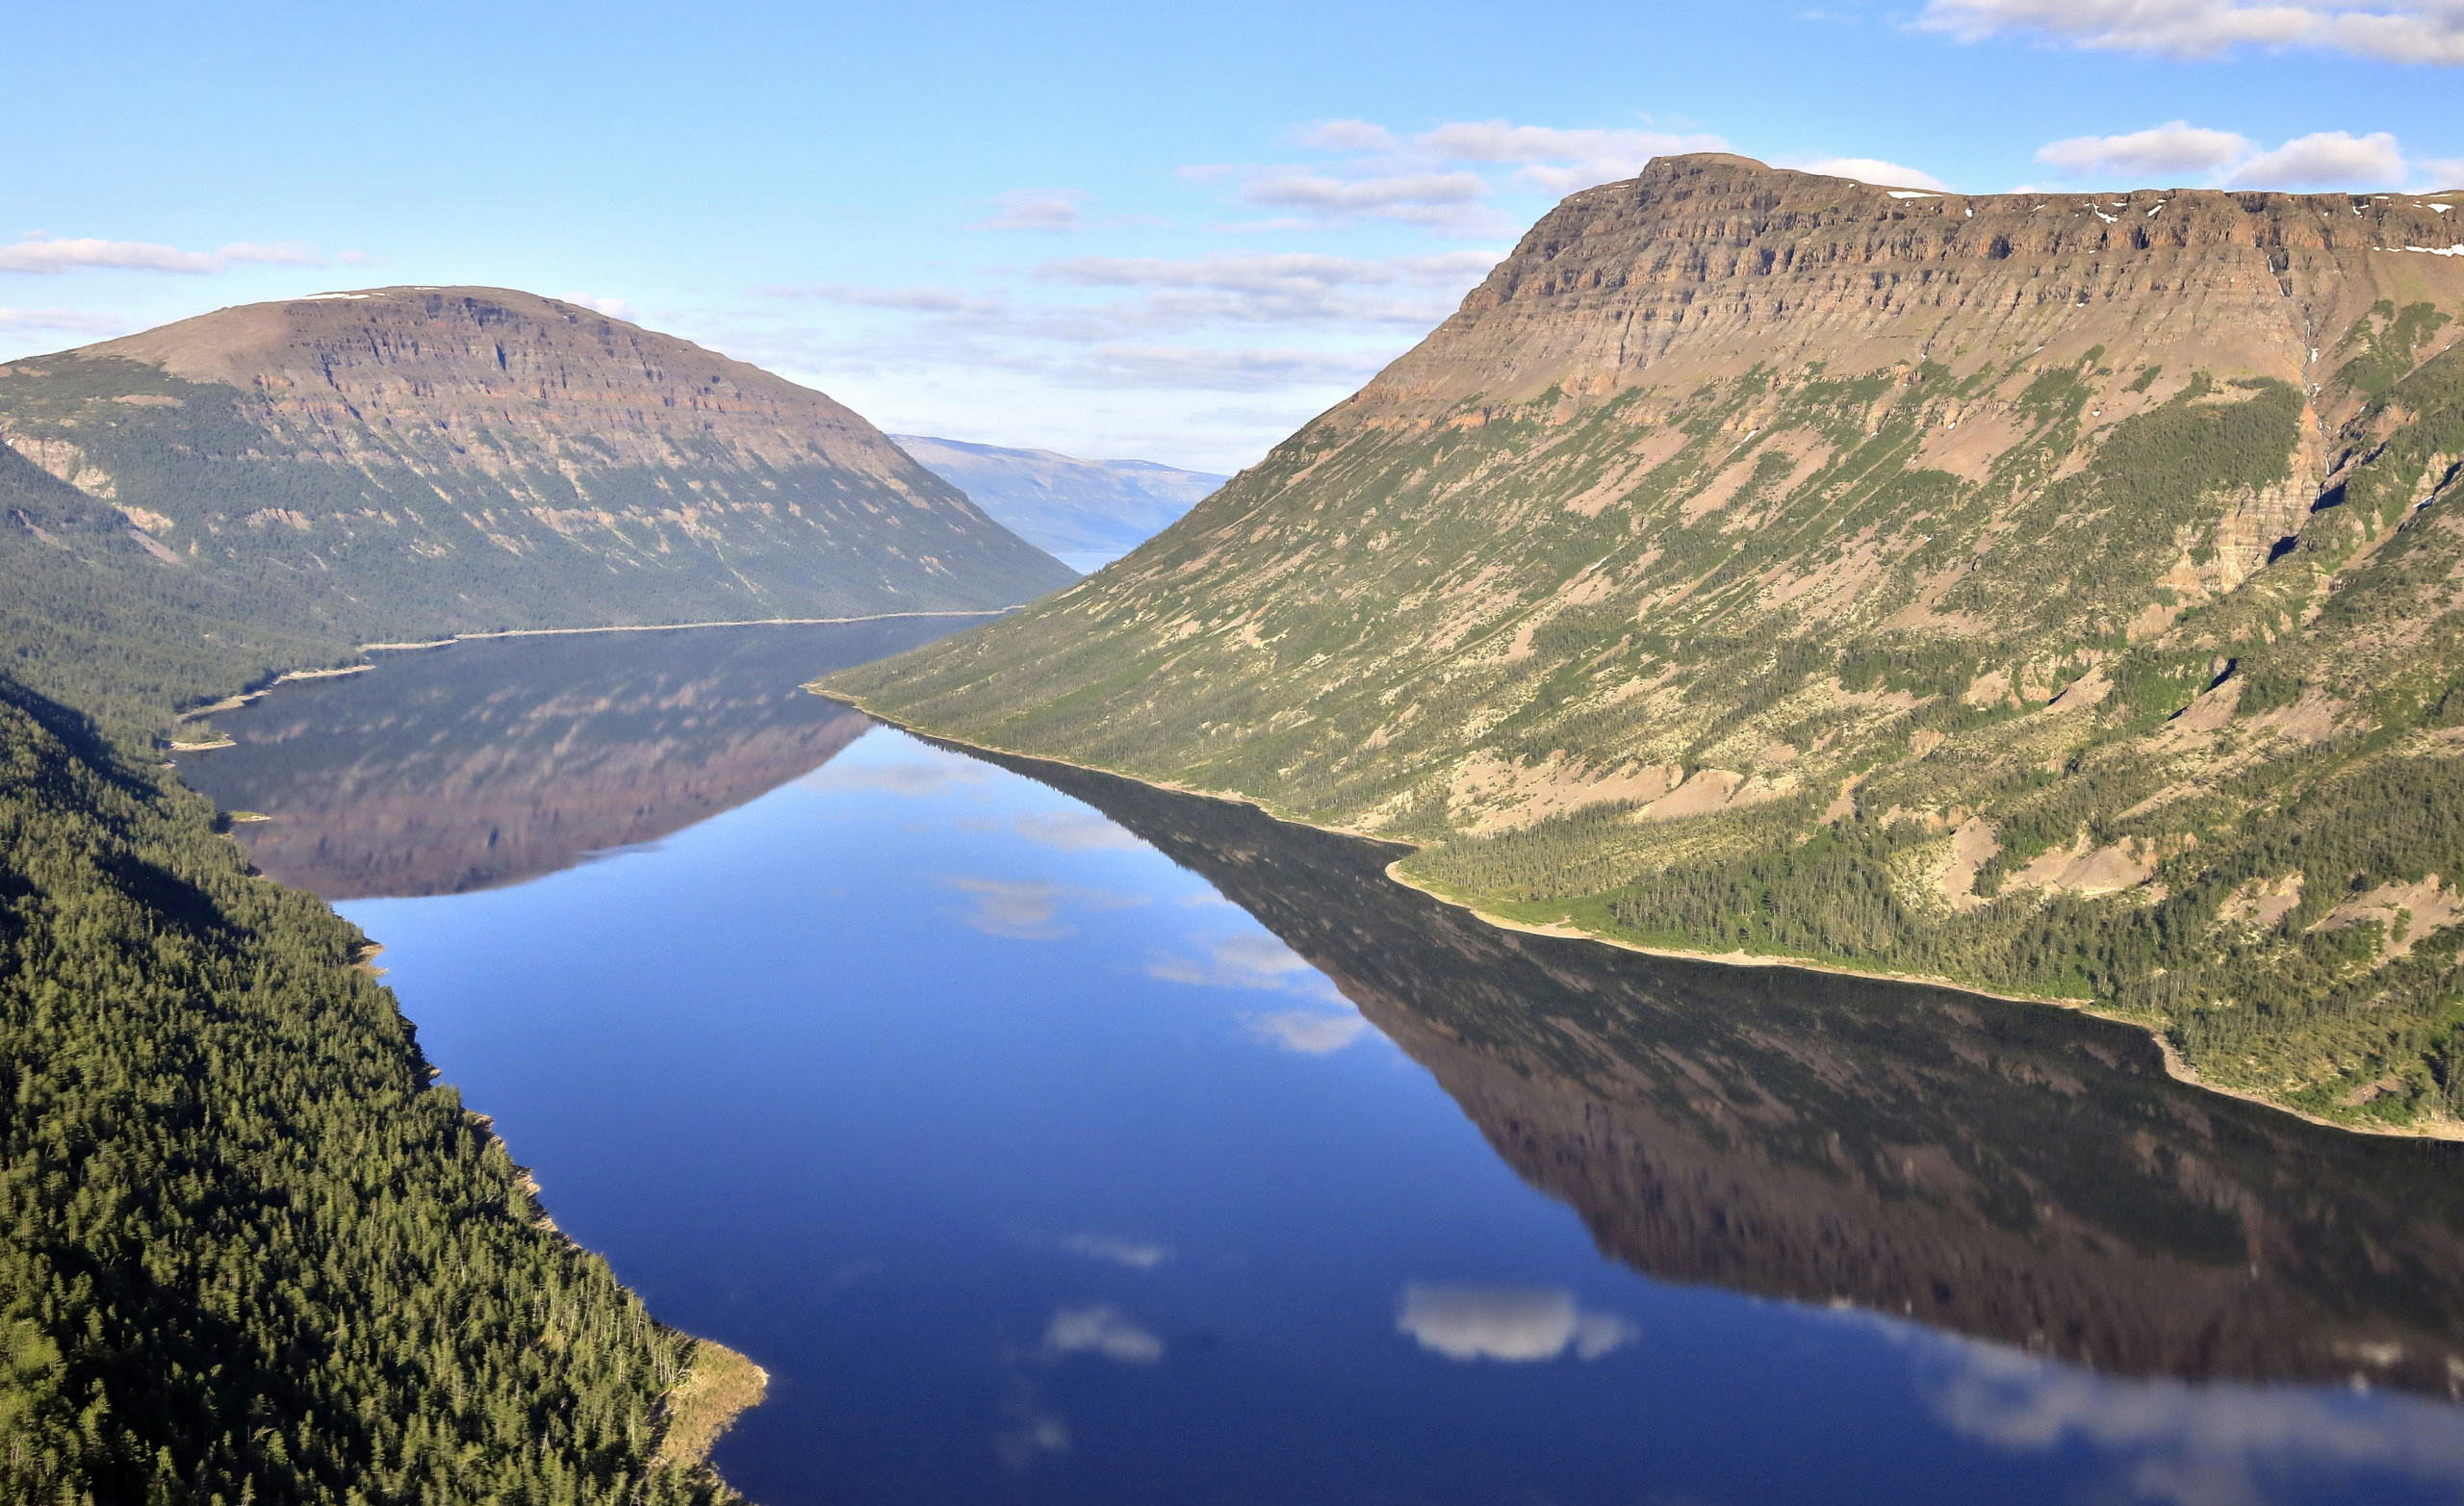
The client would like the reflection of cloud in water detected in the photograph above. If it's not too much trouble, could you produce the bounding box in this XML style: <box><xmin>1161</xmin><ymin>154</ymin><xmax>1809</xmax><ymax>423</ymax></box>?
<box><xmin>802</xmin><ymin>753</ymin><xmax>990</xmax><ymax>796</ymax></box>
<box><xmin>943</xmin><ymin>878</ymin><xmax>1148</xmax><ymax>939</ymax></box>
<box><xmin>1151</xmin><ymin>932</ymin><xmax>1332</xmax><ymax>992</ymax></box>
<box><xmin>1396</xmin><ymin>1285</ymin><xmax>1638</xmax><ymax>1363</ymax></box>
<box><xmin>1013</xmin><ymin>808</ymin><xmax>1146</xmax><ymax>852</ymax></box>
<box><xmin>1245</xmin><ymin>1010</ymin><xmax>1372</xmax><ymax>1055</ymax></box>
<box><xmin>1913</xmin><ymin>1331</ymin><xmax>2464</xmax><ymax>1506</ymax></box>
<box><xmin>1062</xmin><ymin>1233</ymin><xmax>1173</xmax><ymax>1269</ymax></box>
<box><xmin>1044</xmin><ymin>1305</ymin><xmax>1166</xmax><ymax>1364</ymax></box>
<box><xmin>994</xmin><ymin>1412</ymin><xmax>1070</xmax><ymax>1471</ymax></box>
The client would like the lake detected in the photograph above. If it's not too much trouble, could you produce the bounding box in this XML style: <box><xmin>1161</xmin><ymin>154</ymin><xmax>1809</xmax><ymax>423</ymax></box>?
<box><xmin>178</xmin><ymin>622</ymin><xmax>2464</xmax><ymax>1506</ymax></box>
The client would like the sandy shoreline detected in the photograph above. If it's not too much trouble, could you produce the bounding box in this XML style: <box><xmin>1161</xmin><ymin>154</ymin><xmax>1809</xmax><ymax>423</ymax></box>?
<box><xmin>825</xmin><ymin>691</ymin><xmax>2464</xmax><ymax>1145</ymax></box>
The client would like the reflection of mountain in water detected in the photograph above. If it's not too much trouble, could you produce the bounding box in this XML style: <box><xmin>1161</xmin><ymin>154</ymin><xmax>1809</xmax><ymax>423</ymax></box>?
<box><xmin>181</xmin><ymin>622</ymin><xmax>959</xmax><ymax>898</ymax></box>
<box><xmin>965</xmin><ymin>743</ymin><xmax>2464</xmax><ymax>1399</ymax></box>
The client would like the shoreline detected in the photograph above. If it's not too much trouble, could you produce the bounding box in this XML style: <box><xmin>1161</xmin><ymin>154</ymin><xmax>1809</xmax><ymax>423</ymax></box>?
<box><xmin>825</xmin><ymin>691</ymin><xmax>2464</xmax><ymax>1146</ymax></box>
<box><xmin>174</xmin><ymin>610</ymin><xmax>1017</xmax><ymax>727</ymax></box>
<box><xmin>362</xmin><ymin>607</ymin><xmax>1017</xmax><ymax>652</ymax></box>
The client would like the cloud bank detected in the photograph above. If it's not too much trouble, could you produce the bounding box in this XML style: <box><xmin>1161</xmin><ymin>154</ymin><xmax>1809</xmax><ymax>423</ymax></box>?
<box><xmin>1922</xmin><ymin>0</ymin><xmax>2464</xmax><ymax>63</ymax></box>
<box><xmin>2035</xmin><ymin>121</ymin><xmax>2420</xmax><ymax>188</ymax></box>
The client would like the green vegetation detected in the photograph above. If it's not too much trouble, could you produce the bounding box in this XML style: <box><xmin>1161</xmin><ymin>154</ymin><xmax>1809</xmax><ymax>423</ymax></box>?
<box><xmin>0</xmin><ymin>319</ymin><xmax>1067</xmax><ymax>720</ymax></box>
<box><xmin>833</xmin><ymin>281</ymin><xmax>2464</xmax><ymax>1128</ymax></box>
<box><xmin>0</xmin><ymin>676</ymin><xmax>742</xmax><ymax>1503</ymax></box>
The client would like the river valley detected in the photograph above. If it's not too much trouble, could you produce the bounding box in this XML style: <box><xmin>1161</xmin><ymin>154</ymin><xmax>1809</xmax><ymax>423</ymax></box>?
<box><xmin>176</xmin><ymin>623</ymin><xmax>2464</xmax><ymax>1505</ymax></box>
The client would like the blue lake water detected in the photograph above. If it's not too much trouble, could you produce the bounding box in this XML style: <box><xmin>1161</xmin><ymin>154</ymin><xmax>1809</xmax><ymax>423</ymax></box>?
<box><xmin>180</xmin><ymin>623</ymin><xmax>2464</xmax><ymax>1505</ymax></box>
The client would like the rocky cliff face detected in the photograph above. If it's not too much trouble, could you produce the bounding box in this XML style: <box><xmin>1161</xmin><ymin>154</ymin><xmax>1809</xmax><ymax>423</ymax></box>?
<box><xmin>834</xmin><ymin>155</ymin><xmax>2464</xmax><ymax>1125</ymax></box>
<box><xmin>0</xmin><ymin>288</ymin><xmax>1071</xmax><ymax>653</ymax></box>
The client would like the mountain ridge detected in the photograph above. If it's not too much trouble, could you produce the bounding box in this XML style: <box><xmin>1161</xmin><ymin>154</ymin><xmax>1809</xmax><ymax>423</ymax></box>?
<box><xmin>0</xmin><ymin>287</ymin><xmax>1070</xmax><ymax>731</ymax></box>
<box><xmin>831</xmin><ymin>153</ymin><xmax>2464</xmax><ymax>1128</ymax></box>
<box><xmin>888</xmin><ymin>432</ymin><xmax>1223</xmax><ymax>558</ymax></box>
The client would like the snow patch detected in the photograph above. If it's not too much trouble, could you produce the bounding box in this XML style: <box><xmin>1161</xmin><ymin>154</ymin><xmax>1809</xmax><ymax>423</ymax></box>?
<box><xmin>1887</xmin><ymin>191</ymin><xmax>1938</xmax><ymax>199</ymax></box>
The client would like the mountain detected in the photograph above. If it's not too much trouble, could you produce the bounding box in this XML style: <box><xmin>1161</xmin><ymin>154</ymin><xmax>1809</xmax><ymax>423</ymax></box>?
<box><xmin>888</xmin><ymin>433</ymin><xmax>1224</xmax><ymax>559</ymax></box>
<box><xmin>181</xmin><ymin>622</ymin><xmax>945</xmax><ymax>899</ymax></box>
<box><xmin>980</xmin><ymin>744</ymin><xmax>2464</xmax><ymax>1396</ymax></box>
<box><xmin>0</xmin><ymin>287</ymin><xmax>1071</xmax><ymax>727</ymax></box>
<box><xmin>830</xmin><ymin>153</ymin><xmax>2464</xmax><ymax>1129</ymax></box>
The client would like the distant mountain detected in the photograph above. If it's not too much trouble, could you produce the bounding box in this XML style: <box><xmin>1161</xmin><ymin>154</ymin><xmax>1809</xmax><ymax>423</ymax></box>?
<box><xmin>834</xmin><ymin>154</ymin><xmax>2464</xmax><ymax>1129</ymax></box>
<box><xmin>0</xmin><ymin>288</ymin><xmax>1072</xmax><ymax>724</ymax></box>
<box><xmin>889</xmin><ymin>434</ymin><xmax>1224</xmax><ymax>560</ymax></box>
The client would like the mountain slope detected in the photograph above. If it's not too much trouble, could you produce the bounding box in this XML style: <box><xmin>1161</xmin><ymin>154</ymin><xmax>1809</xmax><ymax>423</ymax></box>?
<box><xmin>0</xmin><ymin>288</ymin><xmax>1070</xmax><ymax>699</ymax></box>
<box><xmin>831</xmin><ymin>153</ymin><xmax>2464</xmax><ymax>1128</ymax></box>
<box><xmin>0</xmin><ymin>674</ymin><xmax>745</xmax><ymax>1505</ymax></box>
<box><xmin>889</xmin><ymin>433</ymin><xmax>1223</xmax><ymax>558</ymax></box>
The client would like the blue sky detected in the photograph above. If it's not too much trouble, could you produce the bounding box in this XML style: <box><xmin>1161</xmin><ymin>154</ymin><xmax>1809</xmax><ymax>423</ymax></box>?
<box><xmin>7</xmin><ymin>0</ymin><xmax>2460</xmax><ymax>470</ymax></box>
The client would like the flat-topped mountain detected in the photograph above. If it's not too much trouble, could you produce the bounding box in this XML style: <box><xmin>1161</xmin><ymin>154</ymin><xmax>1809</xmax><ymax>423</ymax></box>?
<box><xmin>833</xmin><ymin>154</ymin><xmax>2464</xmax><ymax>1127</ymax></box>
<box><xmin>0</xmin><ymin>288</ymin><xmax>1070</xmax><ymax>722</ymax></box>
<box><xmin>889</xmin><ymin>434</ymin><xmax>1223</xmax><ymax>560</ymax></box>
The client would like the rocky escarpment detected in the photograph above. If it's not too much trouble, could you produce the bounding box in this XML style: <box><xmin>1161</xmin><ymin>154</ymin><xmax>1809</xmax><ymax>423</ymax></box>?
<box><xmin>834</xmin><ymin>154</ymin><xmax>2464</xmax><ymax>1126</ymax></box>
<box><xmin>0</xmin><ymin>288</ymin><xmax>1071</xmax><ymax>669</ymax></box>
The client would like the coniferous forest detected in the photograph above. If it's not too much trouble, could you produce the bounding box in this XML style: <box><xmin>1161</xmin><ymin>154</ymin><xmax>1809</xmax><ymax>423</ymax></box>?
<box><xmin>0</xmin><ymin>673</ymin><xmax>741</xmax><ymax>1504</ymax></box>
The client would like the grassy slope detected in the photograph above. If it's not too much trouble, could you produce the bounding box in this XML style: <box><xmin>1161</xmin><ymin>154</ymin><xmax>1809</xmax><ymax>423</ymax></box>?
<box><xmin>833</xmin><ymin>301</ymin><xmax>2464</xmax><ymax>1130</ymax></box>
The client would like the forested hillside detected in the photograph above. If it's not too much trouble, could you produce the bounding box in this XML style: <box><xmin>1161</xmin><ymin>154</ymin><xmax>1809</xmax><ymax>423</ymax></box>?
<box><xmin>831</xmin><ymin>155</ymin><xmax>2464</xmax><ymax>1130</ymax></box>
<box><xmin>0</xmin><ymin>676</ymin><xmax>750</xmax><ymax>1503</ymax></box>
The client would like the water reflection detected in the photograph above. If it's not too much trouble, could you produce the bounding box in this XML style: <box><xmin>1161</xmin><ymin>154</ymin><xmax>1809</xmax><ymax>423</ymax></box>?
<box><xmin>959</xmin><ymin>741</ymin><xmax>2464</xmax><ymax>1399</ymax></box>
<box><xmin>167</xmin><ymin>626</ymin><xmax>2464</xmax><ymax>1500</ymax></box>
<box><xmin>177</xmin><ymin>621</ymin><xmax>962</xmax><ymax>897</ymax></box>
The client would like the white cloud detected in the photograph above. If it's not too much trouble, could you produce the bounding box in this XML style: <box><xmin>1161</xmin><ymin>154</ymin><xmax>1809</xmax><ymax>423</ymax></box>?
<box><xmin>1395</xmin><ymin>1286</ymin><xmax>1639</xmax><ymax>1363</ymax></box>
<box><xmin>1044</xmin><ymin>1305</ymin><xmax>1165</xmax><ymax>1364</ymax></box>
<box><xmin>1297</xmin><ymin>118</ymin><xmax>1399</xmax><ymax>153</ymax></box>
<box><xmin>2424</xmin><ymin>158</ymin><xmax>2464</xmax><ymax>188</ymax></box>
<box><xmin>800</xmin><ymin>751</ymin><xmax>988</xmax><ymax>795</ymax></box>
<box><xmin>1011</xmin><ymin>809</ymin><xmax>1146</xmax><ymax>852</ymax></box>
<box><xmin>2032</xmin><ymin>122</ymin><xmax>2427</xmax><ymax>190</ymax></box>
<box><xmin>1914</xmin><ymin>1330</ymin><xmax>2464</xmax><ymax>1506</ymax></box>
<box><xmin>770</xmin><ymin>282</ymin><xmax>1000</xmax><ymax>315</ymax></box>
<box><xmin>1150</xmin><ymin>932</ymin><xmax>1324</xmax><ymax>990</ymax></box>
<box><xmin>0</xmin><ymin>233</ymin><xmax>334</xmax><ymax>275</ymax></box>
<box><xmin>0</xmin><ymin>307</ymin><xmax>133</xmax><ymax>338</ymax></box>
<box><xmin>974</xmin><ymin>190</ymin><xmax>1088</xmax><ymax>232</ymax></box>
<box><xmin>1244</xmin><ymin>1010</ymin><xmax>1372</xmax><ymax>1054</ymax></box>
<box><xmin>1238</xmin><ymin>168</ymin><xmax>1507</xmax><ymax>234</ymax></box>
<box><xmin>1059</xmin><ymin>1234</ymin><xmax>1174</xmax><ymax>1269</ymax></box>
<box><xmin>2226</xmin><ymin>130</ymin><xmax>2408</xmax><ymax>188</ymax></box>
<box><xmin>561</xmin><ymin>292</ymin><xmax>634</xmax><ymax>319</ymax></box>
<box><xmin>1044</xmin><ymin>344</ymin><xmax>1391</xmax><ymax>393</ymax></box>
<box><xmin>1030</xmin><ymin>250</ymin><xmax>1499</xmax><ymax>330</ymax></box>
<box><xmin>1920</xmin><ymin>0</ymin><xmax>2464</xmax><ymax>63</ymax></box>
<box><xmin>0</xmin><ymin>235</ymin><xmax>218</xmax><ymax>275</ymax></box>
<box><xmin>943</xmin><ymin>877</ymin><xmax>1147</xmax><ymax>939</ymax></box>
<box><xmin>2035</xmin><ymin>121</ymin><xmax>2252</xmax><ymax>179</ymax></box>
<box><xmin>218</xmin><ymin>241</ymin><xmax>324</xmax><ymax>267</ymax></box>
<box><xmin>1788</xmin><ymin>156</ymin><xmax>1955</xmax><ymax>191</ymax></box>
<box><xmin>1416</xmin><ymin>120</ymin><xmax>1732</xmax><ymax>192</ymax></box>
